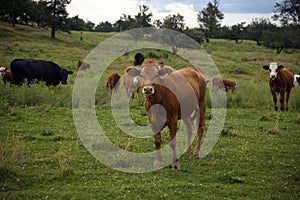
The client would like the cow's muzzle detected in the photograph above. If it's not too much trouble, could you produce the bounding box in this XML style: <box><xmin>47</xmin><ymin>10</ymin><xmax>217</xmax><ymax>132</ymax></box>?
<box><xmin>270</xmin><ymin>75</ymin><xmax>276</xmax><ymax>80</ymax></box>
<box><xmin>143</xmin><ymin>86</ymin><xmax>154</xmax><ymax>95</ymax></box>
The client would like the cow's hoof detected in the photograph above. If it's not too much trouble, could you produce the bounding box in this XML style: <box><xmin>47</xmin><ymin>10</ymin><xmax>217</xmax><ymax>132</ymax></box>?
<box><xmin>171</xmin><ymin>161</ymin><xmax>180</xmax><ymax>170</ymax></box>
<box><xmin>154</xmin><ymin>159</ymin><xmax>162</xmax><ymax>169</ymax></box>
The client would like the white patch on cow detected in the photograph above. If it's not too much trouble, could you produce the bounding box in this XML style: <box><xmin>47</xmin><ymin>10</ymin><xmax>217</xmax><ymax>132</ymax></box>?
<box><xmin>133</xmin><ymin>76</ymin><xmax>139</xmax><ymax>85</ymax></box>
<box><xmin>269</xmin><ymin>62</ymin><xmax>279</xmax><ymax>80</ymax></box>
<box><xmin>294</xmin><ymin>74</ymin><xmax>300</xmax><ymax>87</ymax></box>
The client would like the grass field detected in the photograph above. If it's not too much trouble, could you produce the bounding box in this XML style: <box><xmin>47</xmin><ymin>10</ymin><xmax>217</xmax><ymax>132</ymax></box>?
<box><xmin>0</xmin><ymin>22</ymin><xmax>300</xmax><ymax>199</ymax></box>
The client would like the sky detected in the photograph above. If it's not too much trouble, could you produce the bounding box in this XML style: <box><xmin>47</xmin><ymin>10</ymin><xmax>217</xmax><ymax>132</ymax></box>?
<box><xmin>66</xmin><ymin>0</ymin><xmax>279</xmax><ymax>28</ymax></box>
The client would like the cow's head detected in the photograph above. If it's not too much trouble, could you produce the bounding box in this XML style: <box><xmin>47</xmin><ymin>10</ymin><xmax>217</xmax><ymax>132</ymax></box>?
<box><xmin>126</xmin><ymin>62</ymin><xmax>173</xmax><ymax>95</ymax></box>
<box><xmin>0</xmin><ymin>67</ymin><xmax>7</xmax><ymax>77</ymax></box>
<box><xmin>60</xmin><ymin>68</ymin><xmax>73</xmax><ymax>85</ymax></box>
<box><xmin>263</xmin><ymin>62</ymin><xmax>284</xmax><ymax>80</ymax></box>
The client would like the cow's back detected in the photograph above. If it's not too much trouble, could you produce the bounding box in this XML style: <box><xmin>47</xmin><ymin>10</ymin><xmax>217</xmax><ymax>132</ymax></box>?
<box><xmin>11</xmin><ymin>59</ymin><xmax>61</xmax><ymax>85</ymax></box>
<box><xmin>272</xmin><ymin>68</ymin><xmax>294</xmax><ymax>90</ymax></box>
<box><xmin>160</xmin><ymin>67</ymin><xmax>205</xmax><ymax>117</ymax></box>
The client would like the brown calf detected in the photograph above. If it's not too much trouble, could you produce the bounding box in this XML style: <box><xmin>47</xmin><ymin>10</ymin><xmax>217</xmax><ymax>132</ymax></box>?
<box><xmin>0</xmin><ymin>67</ymin><xmax>12</xmax><ymax>84</ymax></box>
<box><xmin>123</xmin><ymin>67</ymin><xmax>141</xmax><ymax>99</ymax></box>
<box><xmin>106</xmin><ymin>73</ymin><xmax>121</xmax><ymax>90</ymax></box>
<box><xmin>127</xmin><ymin>60</ymin><xmax>206</xmax><ymax>169</ymax></box>
<box><xmin>263</xmin><ymin>62</ymin><xmax>294</xmax><ymax>111</ymax></box>
<box><xmin>77</xmin><ymin>60</ymin><xmax>91</xmax><ymax>70</ymax></box>
<box><xmin>213</xmin><ymin>78</ymin><xmax>238</xmax><ymax>93</ymax></box>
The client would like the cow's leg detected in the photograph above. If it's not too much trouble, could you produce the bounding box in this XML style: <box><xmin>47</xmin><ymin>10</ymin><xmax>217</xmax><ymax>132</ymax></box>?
<box><xmin>169</xmin><ymin>122</ymin><xmax>180</xmax><ymax>169</ymax></box>
<box><xmin>153</xmin><ymin>132</ymin><xmax>162</xmax><ymax>168</ymax></box>
<box><xmin>286</xmin><ymin>90</ymin><xmax>291</xmax><ymax>111</ymax></box>
<box><xmin>183</xmin><ymin>117</ymin><xmax>193</xmax><ymax>153</ymax></box>
<box><xmin>271</xmin><ymin>92</ymin><xmax>278</xmax><ymax>111</ymax></box>
<box><xmin>195</xmin><ymin>101</ymin><xmax>206</xmax><ymax>157</ymax></box>
<box><xmin>279</xmin><ymin>91</ymin><xmax>285</xmax><ymax>112</ymax></box>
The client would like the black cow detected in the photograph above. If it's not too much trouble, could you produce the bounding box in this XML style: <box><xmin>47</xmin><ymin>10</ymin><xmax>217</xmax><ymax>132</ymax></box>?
<box><xmin>10</xmin><ymin>59</ymin><xmax>73</xmax><ymax>86</ymax></box>
<box><xmin>134</xmin><ymin>53</ymin><xmax>145</xmax><ymax>66</ymax></box>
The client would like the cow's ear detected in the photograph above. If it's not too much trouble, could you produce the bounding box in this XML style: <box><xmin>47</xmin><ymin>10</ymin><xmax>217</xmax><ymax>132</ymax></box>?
<box><xmin>278</xmin><ymin>65</ymin><xmax>284</xmax><ymax>70</ymax></box>
<box><xmin>5</xmin><ymin>68</ymin><xmax>8</xmax><ymax>71</ymax></box>
<box><xmin>126</xmin><ymin>67</ymin><xmax>140</xmax><ymax>76</ymax></box>
<box><xmin>158</xmin><ymin>67</ymin><xmax>173</xmax><ymax>77</ymax></box>
<box><xmin>263</xmin><ymin>65</ymin><xmax>269</xmax><ymax>70</ymax></box>
<box><xmin>68</xmin><ymin>71</ymin><xmax>74</xmax><ymax>74</ymax></box>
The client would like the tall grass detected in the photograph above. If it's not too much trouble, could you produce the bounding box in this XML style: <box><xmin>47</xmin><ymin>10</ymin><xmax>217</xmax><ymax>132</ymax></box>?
<box><xmin>0</xmin><ymin>83</ymin><xmax>72</xmax><ymax>115</ymax></box>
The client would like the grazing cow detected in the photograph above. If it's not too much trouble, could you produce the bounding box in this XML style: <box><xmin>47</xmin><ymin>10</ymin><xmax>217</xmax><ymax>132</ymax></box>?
<box><xmin>126</xmin><ymin>60</ymin><xmax>206</xmax><ymax>169</ymax></box>
<box><xmin>212</xmin><ymin>78</ymin><xmax>238</xmax><ymax>93</ymax></box>
<box><xmin>77</xmin><ymin>60</ymin><xmax>92</xmax><ymax>70</ymax></box>
<box><xmin>123</xmin><ymin>67</ymin><xmax>141</xmax><ymax>99</ymax></box>
<box><xmin>107</xmin><ymin>73</ymin><xmax>121</xmax><ymax>90</ymax></box>
<box><xmin>263</xmin><ymin>62</ymin><xmax>294</xmax><ymax>111</ymax></box>
<box><xmin>0</xmin><ymin>67</ymin><xmax>12</xmax><ymax>84</ymax></box>
<box><xmin>134</xmin><ymin>53</ymin><xmax>145</xmax><ymax>66</ymax></box>
<box><xmin>294</xmin><ymin>74</ymin><xmax>300</xmax><ymax>87</ymax></box>
<box><xmin>10</xmin><ymin>59</ymin><xmax>73</xmax><ymax>86</ymax></box>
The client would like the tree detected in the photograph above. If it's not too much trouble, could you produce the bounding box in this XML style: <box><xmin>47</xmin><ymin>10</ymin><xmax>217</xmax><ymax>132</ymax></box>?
<box><xmin>248</xmin><ymin>18</ymin><xmax>275</xmax><ymax>46</ymax></box>
<box><xmin>45</xmin><ymin>0</ymin><xmax>71</xmax><ymax>39</ymax></box>
<box><xmin>197</xmin><ymin>0</ymin><xmax>224</xmax><ymax>42</ymax></box>
<box><xmin>134</xmin><ymin>5</ymin><xmax>153</xmax><ymax>28</ymax></box>
<box><xmin>95</xmin><ymin>21</ymin><xmax>116</xmax><ymax>32</ymax></box>
<box><xmin>273</xmin><ymin>0</ymin><xmax>300</xmax><ymax>26</ymax></box>
<box><xmin>156</xmin><ymin>14</ymin><xmax>185</xmax><ymax>32</ymax></box>
<box><xmin>67</xmin><ymin>15</ymin><xmax>87</xmax><ymax>31</ymax></box>
<box><xmin>0</xmin><ymin>0</ymin><xmax>32</xmax><ymax>26</ymax></box>
<box><xmin>153</xmin><ymin>14</ymin><xmax>188</xmax><ymax>53</ymax></box>
<box><xmin>230</xmin><ymin>22</ymin><xmax>246</xmax><ymax>44</ymax></box>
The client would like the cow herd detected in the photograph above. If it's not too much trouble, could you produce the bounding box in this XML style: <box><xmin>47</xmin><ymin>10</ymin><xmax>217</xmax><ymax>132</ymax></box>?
<box><xmin>1</xmin><ymin>54</ymin><xmax>299</xmax><ymax>169</ymax></box>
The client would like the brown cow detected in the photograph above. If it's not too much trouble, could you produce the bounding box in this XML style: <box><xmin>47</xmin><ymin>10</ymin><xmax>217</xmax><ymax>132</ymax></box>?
<box><xmin>263</xmin><ymin>62</ymin><xmax>294</xmax><ymax>111</ymax></box>
<box><xmin>0</xmin><ymin>67</ymin><xmax>12</xmax><ymax>84</ymax></box>
<box><xmin>126</xmin><ymin>60</ymin><xmax>206</xmax><ymax>169</ymax></box>
<box><xmin>77</xmin><ymin>60</ymin><xmax>91</xmax><ymax>70</ymax></box>
<box><xmin>212</xmin><ymin>78</ymin><xmax>238</xmax><ymax>93</ymax></box>
<box><xmin>107</xmin><ymin>73</ymin><xmax>121</xmax><ymax>90</ymax></box>
<box><xmin>123</xmin><ymin>67</ymin><xmax>141</xmax><ymax>99</ymax></box>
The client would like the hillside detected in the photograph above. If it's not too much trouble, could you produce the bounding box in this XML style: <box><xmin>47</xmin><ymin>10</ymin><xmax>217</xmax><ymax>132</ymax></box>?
<box><xmin>0</xmin><ymin>22</ymin><xmax>300</xmax><ymax>199</ymax></box>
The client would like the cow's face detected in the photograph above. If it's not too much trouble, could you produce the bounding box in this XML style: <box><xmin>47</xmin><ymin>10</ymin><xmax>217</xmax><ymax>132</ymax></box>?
<box><xmin>263</xmin><ymin>62</ymin><xmax>284</xmax><ymax>80</ymax></box>
<box><xmin>0</xmin><ymin>67</ymin><xmax>7</xmax><ymax>77</ymax></box>
<box><xmin>60</xmin><ymin>69</ymin><xmax>74</xmax><ymax>84</ymax></box>
<box><xmin>126</xmin><ymin>63</ymin><xmax>173</xmax><ymax>95</ymax></box>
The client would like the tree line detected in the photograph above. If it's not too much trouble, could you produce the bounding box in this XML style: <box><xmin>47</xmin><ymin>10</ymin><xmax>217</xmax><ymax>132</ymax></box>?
<box><xmin>0</xmin><ymin>0</ymin><xmax>299</xmax><ymax>53</ymax></box>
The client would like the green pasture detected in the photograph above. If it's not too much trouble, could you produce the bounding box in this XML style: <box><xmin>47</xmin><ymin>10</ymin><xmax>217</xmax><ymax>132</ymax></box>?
<box><xmin>0</xmin><ymin>22</ymin><xmax>300</xmax><ymax>199</ymax></box>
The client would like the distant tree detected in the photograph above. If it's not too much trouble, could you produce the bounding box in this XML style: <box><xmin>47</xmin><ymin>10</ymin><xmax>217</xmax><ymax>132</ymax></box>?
<box><xmin>197</xmin><ymin>0</ymin><xmax>224</xmax><ymax>42</ymax></box>
<box><xmin>156</xmin><ymin>13</ymin><xmax>185</xmax><ymax>32</ymax></box>
<box><xmin>248</xmin><ymin>18</ymin><xmax>275</xmax><ymax>46</ymax></box>
<box><xmin>114</xmin><ymin>14</ymin><xmax>135</xmax><ymax>32</ymax></box>
<box><xmin>45</xmin><ymin>0</ymin><xmax>71</xmax><ymax>39</ymax></box>
<box><xmin>0</xmin><ymin>0</ymin><xmax>32</xmax><ymax>26</ymax></box>
<box><xmin>95</xmin><ymin>21</ymin><xmax>115</xmax><ymax>32</ymax></box>
<box><xmin>67</xmin><ymin>15</ymin><xmax>87</xmax><ymax>31</ymax></box>
<box><xmin>184</xmin><ymin>28</ymin><xmax>204</xmax><ymax>45</ymax></box>
<box><xmin>85</xmin><ymin>20</ymin><xmax>95</xmax><ymax>32</ymax></box>
<box><xmin>31</xmin><ymin>0</ymin><xmax>49</xmax><ymax>27</ymax></box>
<box><xmin>262</xmin><ymin>26</ymin><xmax>300</xmax><ymax>53</ymax></box>
<box><xmin>273</xmin><ymin>0</ymin><xmax>300</xmax><ymax>26</ymax></box>
<box><xmin>115</xmin><ymin>5</ymin><xmax>152</xmax><ymax>32</ymax></box>
<box><xmin>230</xmin><ymin>22</ymin><xmax>246</xmax><ymax>44</ymax></box>
<box><xmin>134</xmin><ymin>5</ymin><xmax>152</xmax><ymax>28</ymax></box>
<box><xmin>153</xmin><ymin>14</ymin><xmax>188</xmax><ymax>53</ymax></box>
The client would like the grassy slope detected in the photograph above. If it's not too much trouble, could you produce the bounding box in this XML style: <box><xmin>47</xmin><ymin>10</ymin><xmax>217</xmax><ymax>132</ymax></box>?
<box><xmin>0</xmin><ymin>22</ymin><xmax>300</xmax><ymax>199</ymax></box>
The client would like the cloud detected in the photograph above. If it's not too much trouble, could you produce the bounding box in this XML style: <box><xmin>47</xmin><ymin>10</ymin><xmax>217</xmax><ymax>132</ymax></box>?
<box><xmin>66</xmin><ymin>0</ymin><xmax>276</xmax><ymax>28</ymax></box>
<box><xmin>67</xmin><ymin>0</ymin><xmax>138</xmax><ymax>24</ymax></box>
<box><xmin>152</xmin><ymin>2</ymin><xmax>198</xmax><ymax>28</ymax></box>
<box><xmin>222</xmin><ymin>13</ymin><xmax>274</xmax><ymax>26</ymax></box>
